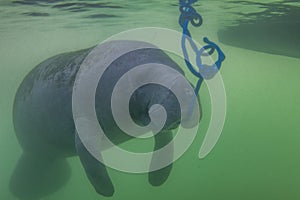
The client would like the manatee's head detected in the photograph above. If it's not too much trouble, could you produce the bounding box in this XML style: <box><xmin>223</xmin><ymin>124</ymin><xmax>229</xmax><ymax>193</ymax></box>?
<box><xmin>93</xmin><ymin>40</ymin><xmax>200</xmax><ymax>137</ymax></box>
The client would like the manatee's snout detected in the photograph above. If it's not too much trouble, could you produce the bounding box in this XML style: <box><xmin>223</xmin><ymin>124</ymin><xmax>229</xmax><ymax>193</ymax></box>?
<box><xmin>129</xmin><ymin>83</ymin><xmax>182</xmax><ymax>133</ymax></box>
<box><xmin>148</xmin><ymin>88</ymin><xmax>182</xmax><ymax>133</ymax></box>
<box><xmin>131</xmin><ymin>80</ymin><xmax>200</xmax><ymax>134</ymax></box>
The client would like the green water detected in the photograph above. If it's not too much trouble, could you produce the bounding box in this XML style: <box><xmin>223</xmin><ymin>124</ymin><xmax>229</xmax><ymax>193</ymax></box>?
<box><xmin>1</xmin><ymin>0</ymin><xmax>300</xmax><ymax>199</ymax></box>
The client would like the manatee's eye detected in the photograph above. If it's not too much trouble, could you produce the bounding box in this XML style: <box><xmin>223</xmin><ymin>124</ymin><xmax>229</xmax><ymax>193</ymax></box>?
<box><xmin>185</xmin><ymin>87</ymin><xmax>194</xmax><ymax>97</ymax></box>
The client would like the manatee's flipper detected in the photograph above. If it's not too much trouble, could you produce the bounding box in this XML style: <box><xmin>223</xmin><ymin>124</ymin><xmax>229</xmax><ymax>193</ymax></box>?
<box><xmin>149</xmin><ymin>130</ymin><xmax>173</xmax><ymax>186</ymax></box>
<box><xmin>75</xmin><ymin>132</ymin><xmax>114</xmax><ymax>197</ymax></box>
<box><xmin>10</xmin><ymin>153</ymin><xmax>71</xmax><ymax>200</ymax></box>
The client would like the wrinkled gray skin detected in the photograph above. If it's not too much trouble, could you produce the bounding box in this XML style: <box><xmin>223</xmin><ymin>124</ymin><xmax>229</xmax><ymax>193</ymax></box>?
<box><xmin>10</xmin><ymin>41</ymin><xmax>194</xmax><ymax>200</ymax></box>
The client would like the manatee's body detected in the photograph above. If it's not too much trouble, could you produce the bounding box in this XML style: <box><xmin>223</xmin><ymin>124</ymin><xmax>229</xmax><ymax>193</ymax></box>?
<box><xmin>11</xmin><ymin>41</ymin><xmax>187</xmax><ymax>199</ymax></box>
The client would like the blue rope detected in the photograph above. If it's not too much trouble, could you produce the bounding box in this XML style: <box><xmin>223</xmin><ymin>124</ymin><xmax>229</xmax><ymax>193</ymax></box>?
<box><xmin>179</xmin><ymin>0</ymin><xmax>225</xmax><ymax>96</ymax></box>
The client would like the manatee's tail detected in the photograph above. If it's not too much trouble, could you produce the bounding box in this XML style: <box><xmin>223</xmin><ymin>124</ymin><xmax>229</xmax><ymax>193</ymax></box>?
<box><xmin>10</xmin><ymin>152</ymin><xmax>71</xmax><ymax>200</ymax></box>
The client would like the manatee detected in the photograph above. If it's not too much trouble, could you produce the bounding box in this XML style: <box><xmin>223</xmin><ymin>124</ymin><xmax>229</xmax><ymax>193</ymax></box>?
<box><xmin>10</xmin><ymin>40</ymin><xmax>200</xmax><ymax>200</ymax></box>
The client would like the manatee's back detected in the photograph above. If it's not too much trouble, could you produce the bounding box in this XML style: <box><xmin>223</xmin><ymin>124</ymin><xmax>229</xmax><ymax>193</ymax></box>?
<box><xmin>13</xmin><ymin>48</ymin><xmax>92</xmax><ymax>156</ymax></box>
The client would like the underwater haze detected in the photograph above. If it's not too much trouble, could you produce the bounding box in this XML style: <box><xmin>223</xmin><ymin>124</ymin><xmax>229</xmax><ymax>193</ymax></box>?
<box><xmin>1</xmin><ymin>0</ymin><xmax>300</xmax><ymax>200</ymax></box>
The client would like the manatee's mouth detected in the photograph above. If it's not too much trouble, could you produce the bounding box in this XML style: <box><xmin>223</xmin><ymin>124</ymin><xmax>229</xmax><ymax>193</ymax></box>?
<box><xmin>166</xmin><ymin>120</ymin><xmax>180</xmax><ymax>131</ymax></box>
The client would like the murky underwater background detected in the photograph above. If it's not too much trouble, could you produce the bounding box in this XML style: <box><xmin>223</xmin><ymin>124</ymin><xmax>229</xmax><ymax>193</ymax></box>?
<box><xmin>0</xmin><ymin>0</ymin><xmax>300</xmax><ymax>199</ymax></box>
